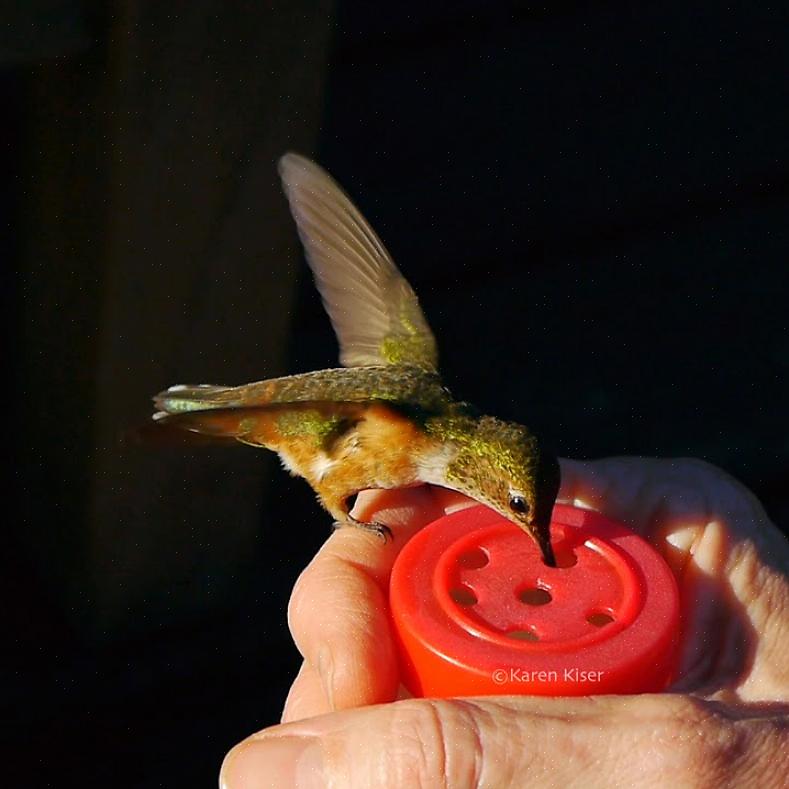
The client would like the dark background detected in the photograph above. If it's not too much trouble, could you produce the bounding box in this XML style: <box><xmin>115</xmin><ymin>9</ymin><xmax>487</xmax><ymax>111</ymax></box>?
<box><xmin>5</xmin><ymin>2</ymin><xmax>788</xmax><ymax>786</ymax></box>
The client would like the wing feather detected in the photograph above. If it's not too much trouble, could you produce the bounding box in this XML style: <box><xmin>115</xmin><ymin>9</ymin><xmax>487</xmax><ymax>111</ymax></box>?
<box><xmin>278</xmin><ymin>153</ymin><xmax>439</xmax><ymax>371</ymax></box>
<box><xmin>153</xmin><ymin>367</ymin><xmax>449</xmax><ymax>416</ymax></box>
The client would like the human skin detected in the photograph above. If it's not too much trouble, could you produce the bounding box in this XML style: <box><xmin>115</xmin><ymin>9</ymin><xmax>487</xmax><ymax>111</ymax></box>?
<box><xmin>220</xmin><ymin>458</ymin><xmax>789</xmax><ymax>787</ymax></box>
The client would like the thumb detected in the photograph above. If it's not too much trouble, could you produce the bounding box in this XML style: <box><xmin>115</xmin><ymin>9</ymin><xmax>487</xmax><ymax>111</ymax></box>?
<box><xmin>219</xmin><ymin>694</ymin><xmax>755</xmax><ymax>788</ymax></box>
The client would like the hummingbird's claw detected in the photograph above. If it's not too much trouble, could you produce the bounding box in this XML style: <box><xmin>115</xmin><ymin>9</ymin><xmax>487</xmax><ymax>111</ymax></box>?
<box><xmin>371</xmin><ymin>522</ymin><xmax>394</xmax><ymax>542</ymax></box>
<box><xmin>334</xmin><ymin>518</ymin><xmax>393</xmax><ymax>542</ymax></box>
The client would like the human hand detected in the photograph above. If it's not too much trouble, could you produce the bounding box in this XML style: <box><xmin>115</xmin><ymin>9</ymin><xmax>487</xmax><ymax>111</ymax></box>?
<box><xmin>221</xmin><ymin>458</ymin><xmax>789</xmax><ymax>787</ymax></box>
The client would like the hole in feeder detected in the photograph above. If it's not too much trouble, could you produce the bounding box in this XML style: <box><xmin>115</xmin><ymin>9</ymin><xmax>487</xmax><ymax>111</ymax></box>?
<box><xmin>518</xmin><ymin>587</ymin><xmax>552</xmax><ymax>606</ymax></box>
<box><xmin>587</xmin><ymin>612</ymin><xmax>615</xmax><ymax>627</ymax></box>
<box><xmin>508</xmin><ymin>628</ymin><xmax>539</xmax><ymax>641</ymax></box>
<box><xmin>449</xmin><ymin>585</ymin><xmax>478</xmax><ymax>606</ymax></box>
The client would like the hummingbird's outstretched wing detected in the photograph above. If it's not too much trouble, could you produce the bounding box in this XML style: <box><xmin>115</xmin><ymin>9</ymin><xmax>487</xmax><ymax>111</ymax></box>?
<box><xmin>153</xmin><ymin>367</ymin><xmax>448</xmax><ymax>415</ymax></box>
<box><xmin>279</xmin><ymin>153</ymin><xmax>439</xmax><ymax>372</ymax></box>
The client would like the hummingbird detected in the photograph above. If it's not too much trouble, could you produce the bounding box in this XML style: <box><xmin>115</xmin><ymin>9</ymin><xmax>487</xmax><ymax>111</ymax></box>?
<box><xmin>153</xmin><ymin>154</ymin><xmax>560</xmax><ymax>565</ymax></box>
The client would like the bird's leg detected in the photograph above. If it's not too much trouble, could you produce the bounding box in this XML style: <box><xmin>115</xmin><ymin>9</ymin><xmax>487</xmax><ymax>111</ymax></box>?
<box><xmin>322</xmin><ymin>490</ymin><xmax>393</xmax><ymax>541</ymax></box>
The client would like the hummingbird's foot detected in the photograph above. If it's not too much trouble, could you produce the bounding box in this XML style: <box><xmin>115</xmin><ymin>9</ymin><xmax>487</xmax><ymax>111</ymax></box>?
<box><xmin>333</xmin><ymin>518</ymin><xmax>393</xmax><ymax>542</ymax></box>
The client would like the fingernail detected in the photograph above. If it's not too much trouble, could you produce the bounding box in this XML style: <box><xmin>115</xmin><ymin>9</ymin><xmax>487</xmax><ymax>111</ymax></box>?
<box><xmin>220</xmin><ymin>736</ymin><xmax>323</xmax><ymax>789</ymax></box>
<box><xmin>665</xmin><ymin>524</ymin><xmax>701</xmax><ymax>554</ymax></box>
<box><xmin>443</xmin><ymin>499</ymin><xmax>476</xmax><ymax>515</ymax></box>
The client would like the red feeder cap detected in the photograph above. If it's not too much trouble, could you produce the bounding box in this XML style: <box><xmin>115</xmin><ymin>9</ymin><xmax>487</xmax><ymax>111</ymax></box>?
<box><xmin>389</xmin><ymin>504</ymin><xmax>680</xmax><ymax>697</ymax></box>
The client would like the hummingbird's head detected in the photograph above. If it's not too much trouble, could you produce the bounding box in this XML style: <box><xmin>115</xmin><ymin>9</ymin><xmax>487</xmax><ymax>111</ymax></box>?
<box><xmin>446</xmin><ymin>418</ymin><xmax>561</xmax><ymax>566</ymax></box>
<box><xmin>494</xmin><ymin>449</ymin><xmax>560</xmax><ymax>567</ymax></box>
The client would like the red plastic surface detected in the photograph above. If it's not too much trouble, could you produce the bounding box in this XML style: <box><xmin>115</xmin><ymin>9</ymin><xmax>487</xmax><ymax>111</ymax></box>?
<box><xmin>389</xmin><ymin>504</ymin><xmax>680</xmax><ymax>697</ymax></box>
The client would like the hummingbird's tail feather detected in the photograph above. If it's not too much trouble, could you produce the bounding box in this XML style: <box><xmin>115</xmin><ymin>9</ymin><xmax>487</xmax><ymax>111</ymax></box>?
<box><xmin>125</xmin><ymin>417</ymin><xmax>241</xmax><ymax>447</ymax></box>
<box><xmin>152</xmin><ymin>399</ymin><xmax>370</xmax><ymax>453</ymax></box>
<box><xmin>151</xmin><ymin>408</ymin><xmax>265</xmax><ymax>438</ymax></box>
<box><xmin>151</xmin><ymin>407</ymin><xmax>287</xmax><ymax>452</ymax></box>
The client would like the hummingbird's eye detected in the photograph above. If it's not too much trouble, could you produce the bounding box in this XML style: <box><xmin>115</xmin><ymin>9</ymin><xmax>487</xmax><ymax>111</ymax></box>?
<box><xmin>509</xmin><ymin>496</ymin><xmax>530</xmax><ymax>515</ymax></box>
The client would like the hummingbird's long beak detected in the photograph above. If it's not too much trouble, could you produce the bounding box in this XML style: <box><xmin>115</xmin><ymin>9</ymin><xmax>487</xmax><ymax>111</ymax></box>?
<box><xmin>535</xmin><ymin>524</ymin><xmax>557</xmax><ymax>567</ymax></box>
<box><xmin>534</xmin><ymin>452</ymin><xmax>560</xmax><ymax>567</ymax></box>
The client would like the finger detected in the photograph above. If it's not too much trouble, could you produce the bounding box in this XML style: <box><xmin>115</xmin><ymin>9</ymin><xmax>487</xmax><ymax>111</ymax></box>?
<box><xmin>671</xmin><ymin>520</ymin><xmax>731</xmax><ymax>693</ymax></box>
<box><xmin>558</xmin><ymin>456</ymin><xmax>725</xmax><ymax>564</ymax></box>
<box><xmin>221</xmin><ymin>693</ymin><xmax>782</xmax><ymax>788</ymax></box>
<box><xmin>557</xmin><ymin>456</ymin><xmax>662</xmax><ymax>530</ymax></box>
<box><xmin>558</xmin><ymin>456</ymin><xmax>766</xmax><ymax>548</ymax></box>
<box><xmin>683</xmin><ymin>519</ymin><xmax>789</xmax><ymax>703</ymax></box>
<box><xmin>281</xmin><ymin>661</ymin><xmax>332</xmax><ymax>724</ymax></box>
<box><xmin>287</xmin><ymin>486</ymin><xmax>450</xmax><ymax>713</ymax></box>
<box><xmin>346</xmin><ymin>485</ymin><xmax>454</xmax><ymax>586</ymax></box>
<box><xmin>428</xmin><ymin>487</ymin><xmax>478</xmax><ymax>514</ymax></box>
<box><xmin>559</xmin><ymin>457</ymin><xmax>789</xmax><ymax>699</ymax></box>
